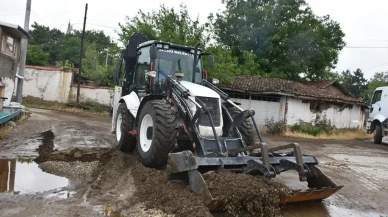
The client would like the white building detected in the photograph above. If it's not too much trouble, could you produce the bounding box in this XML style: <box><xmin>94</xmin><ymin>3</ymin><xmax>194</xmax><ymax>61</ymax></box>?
<box><xmin>221</xmin><ymin>75</ymin><xmax>367</xmax><ymax>130</ymax></box>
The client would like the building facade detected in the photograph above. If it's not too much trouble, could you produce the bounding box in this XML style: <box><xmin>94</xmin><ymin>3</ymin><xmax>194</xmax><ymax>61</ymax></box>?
<box><xmin>221</xmin><ymin>76</ymin><xmax>367</xmax><ymax>130</ymax></box>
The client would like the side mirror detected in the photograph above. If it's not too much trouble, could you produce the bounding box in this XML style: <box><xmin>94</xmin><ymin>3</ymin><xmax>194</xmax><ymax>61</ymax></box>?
<box><xmin>208</xmin><ymin>55</ymin><xmax>214</xmax><ymax>67</ymax></box>
<box><xmin>150</xmin><ymin>45</ymin><xmax>157</xmax><ymax>59</ymax></box>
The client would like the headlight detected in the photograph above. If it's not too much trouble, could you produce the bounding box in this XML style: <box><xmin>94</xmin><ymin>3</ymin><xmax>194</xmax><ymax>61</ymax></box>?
<box><xmin>211</xmin><ymin>78</ymin><xmax>219</xmax><ymax>85</ymax></box>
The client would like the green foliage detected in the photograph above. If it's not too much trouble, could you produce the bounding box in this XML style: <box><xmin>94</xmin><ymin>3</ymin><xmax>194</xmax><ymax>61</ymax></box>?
<box><xmin>210</xmin><ymin>0</ymin><xmax>346</xmax><ymax>81</ymax></box>
<box><xmin>364</xmin><ymin>71</ymin><xmax>388</xmax><ymax>99</ymax></box>
<box><xmin>28</xmin><ymin>22</ymin><xmax>119</xmax><ymax>86</ymax></box>
<box><xmin>57</xmin><ymin>36</ymin><xmax>81</xmax><ymax>67</ymax></box>
<box><xmin>26</xmin><ymin>45</ymin><xmax>49</xmax><ymax>66</ymax></box>
<box><xmin>290</xmin><ymin>118</ymin><xmax>334</xmax><ymax>136</ymax></box>
<box><xmin>83</xmin><ymin>44</ymin><xmax>114</xmax><ymax>86</ymax></box>
<box><xmin>204</xmin><ymin>46</ymin><xmax>261</xmax><ymax>84</ymax></box>
<box><xmin>340</xmin><ymin>68</ymin><xmax>368</xmax><ymax>98</ymax></box>
<box><xmin>55</xmin><ymin>60</ymin><xmax>74</xmax><ymax>68</ymax></box>
<box><xmin>118</xmin><ymin>4</ymin><xmax>210</xmax><ymax>47</ymax></box>
<box><xmin>264</xmin><ymin>117</ymin><xmax>286</xmax><ymax>135</ymax></box>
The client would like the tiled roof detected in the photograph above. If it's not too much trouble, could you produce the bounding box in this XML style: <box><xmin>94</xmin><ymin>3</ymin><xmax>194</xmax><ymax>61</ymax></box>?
<box><xmin>222</xmin><ymin>75</ymin><xmax>363</xmax><ymax>103</ymax></box>
<box><xmin>301</xmin><ymin>80</ymin><xmax>336</xmax><ymax>89</ymax></box>
<box><xmin>302</xmin><ymin>80</ymin><xmax>352</xmax><ymax>97</ymax></box>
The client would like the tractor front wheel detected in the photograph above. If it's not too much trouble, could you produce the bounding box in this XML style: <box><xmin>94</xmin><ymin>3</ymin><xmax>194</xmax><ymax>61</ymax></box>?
<box><xmin>115</xmin><ymin>103</ymin><xmax>137</xmax><ymax>152</ymax></box>
<box><xmin>374</xmin><ymin>123</ymin><xmax>383</xmax><ymax>144</ymax></box>
<box><xmin>223</xmin><ymin>105</ymin><xmax>256</xmax><ymax>146</ymax></box>
<box><xmin>137</xmin><ymin>100</ymin><xmax>177</xmax><ymax>168</ymax></box>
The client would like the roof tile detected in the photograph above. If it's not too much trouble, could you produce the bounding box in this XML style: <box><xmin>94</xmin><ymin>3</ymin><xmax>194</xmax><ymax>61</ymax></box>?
<box><xmin>223</xmin><ymin>75</ymin><xmax>362</xmax><ymax>103</ymax></box>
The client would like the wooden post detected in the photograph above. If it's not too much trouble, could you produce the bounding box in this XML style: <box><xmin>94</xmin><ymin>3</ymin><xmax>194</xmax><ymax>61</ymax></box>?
<box><xmin>77</xmin><ymin>3</ymin><xmax>88</xmax><ymax>107</ymax></box>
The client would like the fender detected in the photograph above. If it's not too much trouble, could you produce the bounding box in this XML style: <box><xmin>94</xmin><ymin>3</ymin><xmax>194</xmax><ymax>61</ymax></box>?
<box><xmin>370</xmin><ymin>114</ymin><xmax>386</xmax><ymax>132</ymax></box>
<box><xmin>119</xmin><ymin>91</ymin><xmax>140</xmax><ymax>118</ymax></box>
<box><xmin>373</xmin><ymin>114</ymin><xmax>385</xmax><ymax>124</ymax></box>
<box><xmin>135</xmin><ymin>94</ymin><xmax>164</xmax><ymax>126</ymax></box>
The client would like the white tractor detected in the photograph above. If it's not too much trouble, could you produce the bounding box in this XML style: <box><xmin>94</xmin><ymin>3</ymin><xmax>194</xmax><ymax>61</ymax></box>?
<box><xmin>109</xmin><ymin>33</ymin><xmax>342</xmax><ymax>211</ymax></box>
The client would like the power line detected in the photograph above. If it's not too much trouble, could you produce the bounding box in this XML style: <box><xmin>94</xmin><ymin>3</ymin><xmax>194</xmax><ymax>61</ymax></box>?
<box><xmin>87</xmin><ymin>23</ymin><xmax>119</xmax><ymax>30</ymax></box>
<box><xmin>87</xmin><ymin>19</ymin><xmax>117</xmax><ymax>26</ymax></box>
<box><xmin>31</xmin><ymin>10</ymin><xmax>45</xmax><ymax>25</ymax></box>
<box><xmin>364</xmin><ymin>63</ymin><xmax>388</xmax><ymax>71</ymax></box>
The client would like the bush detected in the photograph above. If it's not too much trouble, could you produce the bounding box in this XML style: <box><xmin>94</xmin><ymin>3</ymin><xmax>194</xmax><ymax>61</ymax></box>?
<box><xmin>265</xmin><ymin>117</ymin><xmax>286</xmax><ymax>135</ymax></box>
<box><xmin>290</xmin><ymin>117</ymin><xmax>334</xmax><ymax>136</ymax></box>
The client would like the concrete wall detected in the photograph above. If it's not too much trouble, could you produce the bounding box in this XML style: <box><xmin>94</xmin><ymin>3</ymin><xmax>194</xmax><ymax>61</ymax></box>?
<box><xmin>286</xmin><ymin>97</ymin><xmax>365</xmax><ymax>129</ymax></box>
<box><xmin>69</xmin><ymin>85</ymin><xmax>113</xmax><ymax>106</ymax></box>
<box><xmin>230</xmin><ymin>97</ymin><xmax>282</xmax><ymax>129</ymax></box>
<box><xmin>21</xmin><ymin>66</ymin><xmax>113</xmax><ymax>106</ymax></box>
<box><xmin>22</xmin><ymin>66</ymin><xmax>73</xmax><ymax>103</ymax></box>
<box><xmin>1</xmin><ymin>77</ymin><xmax>16</xmax><ymax>106</ymax></box>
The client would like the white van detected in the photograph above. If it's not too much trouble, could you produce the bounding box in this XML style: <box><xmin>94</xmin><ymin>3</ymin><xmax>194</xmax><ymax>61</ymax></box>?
<box><xmin>366</xmin><ymin>86</ymin><xmax>388</xmax><ymax>144</ymax></box>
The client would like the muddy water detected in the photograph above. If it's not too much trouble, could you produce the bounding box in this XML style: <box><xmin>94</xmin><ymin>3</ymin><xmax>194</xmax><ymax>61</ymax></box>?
<box><xmin>0</xmin><ymin>158</ymin><xmax>69</xmax><ymax>194</ymax></box>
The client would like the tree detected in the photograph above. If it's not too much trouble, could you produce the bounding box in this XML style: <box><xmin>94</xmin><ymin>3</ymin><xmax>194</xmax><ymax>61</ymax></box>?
<box><xmin>83</xmin><ymin>43</ymin><xmax>114</xmax><ymax>86</ymax></box>
<box><xmin>26</xmin><ymin>45</ymin><xmax>49</xmax><ymax>66</ymax></box>
<box><xmin>364</xmin><ymin>71</ymin><xmax>388</xmax><ymax>97</ymax></box>
<box><xmin>118</xmin><ymin>4</ymin><xmax>210</xmax><ymax>47</ymax></box>
<box><xmin>205</xmin><ymin>46</ymin><xmax>261</xmax><ymax>84</ymax></box>
<box><xmin>340</xmin><ymin>69</ymin><xmax>368</xmax><ymax>98</ymax></box>
<box><xmin>210</xmin><ymin>0</ymin><xmax>346</xmax><ymax>81</ymax></box>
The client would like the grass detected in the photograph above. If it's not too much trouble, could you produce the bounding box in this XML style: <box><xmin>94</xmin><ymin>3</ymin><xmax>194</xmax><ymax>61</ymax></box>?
<box><xmin>22</xmin><ymin>96</ymin><xmax>110</xmax><ymax>116</ymax></box>
<box><xmin>0</xmin><ymin>111</ymin><xmax>30</xmax><ymax>140</ymax></box>
<box><xmin>285</xmin><ymin>129</ymin><xmax>373</xmax><ymax>140</ymax></box>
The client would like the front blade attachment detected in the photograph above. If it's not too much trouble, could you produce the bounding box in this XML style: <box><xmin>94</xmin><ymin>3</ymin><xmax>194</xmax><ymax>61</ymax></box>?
<box><xmin>167</xmin><ymin>150</ymin><xmax>343</xmax><ymax>212</ymax></box>
<box><xmin>280</xmin><ymin>165</ymin><xmax>343</xmax><ymax>203</ymax></box>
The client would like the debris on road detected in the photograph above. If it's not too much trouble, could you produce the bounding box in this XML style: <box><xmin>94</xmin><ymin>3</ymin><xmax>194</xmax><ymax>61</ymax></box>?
<box><xmin>203</xmin><ymin>170</ymin><xmax>291</xmax><ymax>217</ymax></box>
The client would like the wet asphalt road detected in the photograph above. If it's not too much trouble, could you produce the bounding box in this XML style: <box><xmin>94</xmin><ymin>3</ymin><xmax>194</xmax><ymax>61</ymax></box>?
<box><xmin>0</xmin><ymin>108</ymin><xmax>387</xmax><ymax>217</ymax></box>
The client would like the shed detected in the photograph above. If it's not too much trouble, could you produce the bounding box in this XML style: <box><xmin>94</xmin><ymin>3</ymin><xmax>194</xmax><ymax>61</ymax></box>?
<box><xmin>221</xmin><ymin>75</ymin><xmax>367</xmax><ymax>130</ymax></box>
<box><xmin>0</xmin><ymin>21</ymin><xmax>31</xmax><ymax>106</ymax></box>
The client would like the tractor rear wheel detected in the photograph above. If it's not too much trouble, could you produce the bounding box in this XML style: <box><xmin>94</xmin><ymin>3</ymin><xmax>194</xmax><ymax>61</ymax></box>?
<box><xmin>137</xmin><ymin>100</ymin><xmax>177</xmax><ymax>168</ymax></box>
<box><xmin>115</xmin><ymin>103</ymin><xmax>137</xmax><ymax>152</ymax></box>
<box><xmin>223</xmin><ymin>106</ymin><xmax>256</xmax><ymax>146</ymax></box>
<box><xmin>374</xmin><ymin>123</ymin><xmax>383</xmax><ymax>144</ymax></box>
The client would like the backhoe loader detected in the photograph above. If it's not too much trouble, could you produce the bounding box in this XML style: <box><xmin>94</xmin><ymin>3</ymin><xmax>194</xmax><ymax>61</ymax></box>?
<box><xmin>110</xmin><ymin>33</ymin><xmax>342</xmax><ymax>211</ymax></box>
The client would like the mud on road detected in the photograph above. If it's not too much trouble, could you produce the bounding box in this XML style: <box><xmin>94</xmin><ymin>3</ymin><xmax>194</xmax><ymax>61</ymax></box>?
<box><xmin>0</xmin><ymin>108</ymin><xmax>388</xmax><ymax>217</ymax></box>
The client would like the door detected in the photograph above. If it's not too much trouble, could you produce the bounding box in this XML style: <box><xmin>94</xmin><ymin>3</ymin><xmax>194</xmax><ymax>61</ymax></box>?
<box><xmin>370</xmin><ymin>89</ymin><xmax>383</xmax><ymax>119</ymax></box>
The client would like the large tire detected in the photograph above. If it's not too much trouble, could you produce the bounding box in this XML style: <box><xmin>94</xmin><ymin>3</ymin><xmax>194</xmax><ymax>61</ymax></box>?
<box><xmin>137</xmin><ymin>100</ymin><xmax>177</xmax><ymax>168</ymax></box>
<box><xmin>115</xmin><ymin>103</ymin><xmax>137</xmax><ymax>152</ymax></box>
<box><xmin>223</xmin><ymin>106</ymin><xmax>256</xmax><ymax>146</ymax></box>
<box><xmin>374</xmin><ymin>123</ymin><xmax>383</xmax><ymax>144</ymax></box>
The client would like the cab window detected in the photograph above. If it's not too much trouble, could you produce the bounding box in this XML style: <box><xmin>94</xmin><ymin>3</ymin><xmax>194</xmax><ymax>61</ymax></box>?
<box><xmin>134</xmin><ymin>47</ymin><xmax>151</xmax><ymax>88</ymax></box>
<box><xmin>371</xmin><ymin>90</ymin><xmax>382</xmax><ymax>104</ymax></box>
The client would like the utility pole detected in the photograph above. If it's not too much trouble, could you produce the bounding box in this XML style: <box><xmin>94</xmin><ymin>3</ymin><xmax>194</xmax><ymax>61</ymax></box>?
<box><xmin>15</xmin><ymin>0</ymin><xmax>31</xmax><ymax>103</ymax></box>
<box><xmin>76</xmin><ymin>3</ymin><xmax>88</xmax><ymax>107</ymax></box>
<box><xmin>105</xmin><ymin>49</ymin><xmax>109</xmax><ymax>67</ymax></box>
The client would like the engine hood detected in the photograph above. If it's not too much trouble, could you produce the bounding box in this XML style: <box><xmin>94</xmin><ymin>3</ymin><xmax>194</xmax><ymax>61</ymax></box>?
<box><xmin>179</xmin><ymin>81</ymin><xmax>220</xmax><ymax>98</ymax></box>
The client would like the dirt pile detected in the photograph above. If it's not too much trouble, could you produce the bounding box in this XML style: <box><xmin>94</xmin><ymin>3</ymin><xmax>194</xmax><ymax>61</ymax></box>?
<box><xmin>36</xmin><ymin>146</ymin><xmax>292</xmax><ymax>217</ymax></box>
<box><xmin>88</xmin><ymin>150</ymin><xmax>213</xmax><ymax>217</ymax></box>
<box><xmin>203</xmin><ymin>170</ymin><xmax>291</xmax><ymax>217</ymax></box>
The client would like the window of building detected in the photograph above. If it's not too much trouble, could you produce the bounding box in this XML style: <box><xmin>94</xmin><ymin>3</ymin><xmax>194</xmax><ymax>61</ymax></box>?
<box><xmin>2</xmin><ymin>34</ymin><xmax>17</xmax><ymax>57</ymax></box>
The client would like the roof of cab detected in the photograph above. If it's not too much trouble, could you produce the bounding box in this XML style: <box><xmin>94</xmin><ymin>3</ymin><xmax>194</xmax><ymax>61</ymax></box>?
<box><xmin>138</xmin><ymin>40</ymin><xmax>202</xmax><ymax>51</ymax></box>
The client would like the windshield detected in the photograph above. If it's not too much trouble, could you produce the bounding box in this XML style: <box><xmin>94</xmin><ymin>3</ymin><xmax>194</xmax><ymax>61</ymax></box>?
<box><xmin>154</xmin><ymin>49</ymin><xmax>203</xmax><ymax>83</ymax></box>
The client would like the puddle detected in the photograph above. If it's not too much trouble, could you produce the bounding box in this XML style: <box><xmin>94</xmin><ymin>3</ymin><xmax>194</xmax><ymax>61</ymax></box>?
<box><xmin>0</xmin><ymin>158</ymin><xmax>69</xmax><ymax>194</ymax></box>
<box><xmin>281</xmin><ymin>201</ymin><xmax>386</xmax><ymax>217</ymax></box>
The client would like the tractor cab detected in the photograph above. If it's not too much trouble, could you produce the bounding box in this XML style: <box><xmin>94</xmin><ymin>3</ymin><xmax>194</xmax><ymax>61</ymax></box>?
<box><xmin>114</xmin><ymin>37</ymin><xmax>214</xmax><ymax>99</ymax></box>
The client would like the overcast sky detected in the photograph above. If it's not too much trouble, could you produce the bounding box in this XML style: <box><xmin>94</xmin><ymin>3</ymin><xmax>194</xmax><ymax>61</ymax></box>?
<box><xmin>1</xmin><ymin>0</ymin><xmax>388</xmax><ymax>80</ymax></box>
